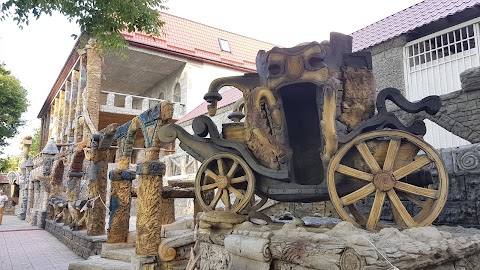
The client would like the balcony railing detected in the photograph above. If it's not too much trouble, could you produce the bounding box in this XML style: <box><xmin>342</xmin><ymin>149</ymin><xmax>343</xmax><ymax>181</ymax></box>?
<box><xmin>100</xmin><ymin>91</ymin><xmax>186</xmax><ymax>119</ymax></box>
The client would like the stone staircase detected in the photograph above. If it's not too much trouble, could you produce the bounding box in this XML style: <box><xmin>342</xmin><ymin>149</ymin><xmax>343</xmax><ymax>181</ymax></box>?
<box><xmin>68</xmin><ymin>243</ymin><xmax>135</xmax><ymax>270</ymax></box>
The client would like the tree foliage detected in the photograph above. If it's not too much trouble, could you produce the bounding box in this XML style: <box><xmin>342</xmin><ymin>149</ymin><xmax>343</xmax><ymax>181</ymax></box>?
<box><xmin>0</xmin><ymin>155</ymin><xmax>20</xmax><ymax>173</ymax></box>
<box><xmin>0</xmin><ymin>64</ymin><xmax>28</xmax><ymax>150</ymax></box>
<box><xmin>28</xmin><ymin>129</ymin><xmax>40</xmax><ymax>158</ymax></box>
<box><xmin>0</xmin><ymin>0</ymin><xmax>168</xmax><ymax>51</ymax></box>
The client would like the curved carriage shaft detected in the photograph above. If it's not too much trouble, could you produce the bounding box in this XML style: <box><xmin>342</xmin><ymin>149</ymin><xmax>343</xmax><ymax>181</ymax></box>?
<box><xmin>328</xmin><ymin>130</ymin><xmax>448</xmax><ymax>230</ymax></box>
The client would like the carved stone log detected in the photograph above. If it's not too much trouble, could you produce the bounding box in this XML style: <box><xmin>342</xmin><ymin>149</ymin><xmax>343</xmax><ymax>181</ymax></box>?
<box><xmin>136</xmin><ymin>161</ymin><xmax>174</xmax><ymax>255</ymax></box>
<box><xmin>167</xmin><ymin>180</ymin><xmax>194</xmax><ymax>188</ymax></box>
<box><xmin>161</xmin><ymin>186</ymin><xmax>195</xmax><ymax>198</ymax></box>
<box><xmin>107</xmin><ymin>169</ymin><xmax>135</xmax><ymax>243</ymax></box>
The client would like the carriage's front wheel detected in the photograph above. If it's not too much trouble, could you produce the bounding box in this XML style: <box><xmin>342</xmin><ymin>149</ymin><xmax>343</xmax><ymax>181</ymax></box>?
<box><xmin>327</xmin><ymin>130</ymin><xmax>448</xmax><ymax>231</ymax></box>
<box><xmin>195</xmin><ymin>153</ymin><xmax>255</xmax><ymax>213</ymax></box>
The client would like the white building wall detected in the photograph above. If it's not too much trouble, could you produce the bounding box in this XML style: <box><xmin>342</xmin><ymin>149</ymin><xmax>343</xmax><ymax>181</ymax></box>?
<box><xmin>185</xmin><ymin>62</ymin><xmax>244</xmax><ymax>112</ymax></box>
<box><xmin>404</xmin><ymin>19</ymin><xmax>480</xmax><ymax>149</ymax></box>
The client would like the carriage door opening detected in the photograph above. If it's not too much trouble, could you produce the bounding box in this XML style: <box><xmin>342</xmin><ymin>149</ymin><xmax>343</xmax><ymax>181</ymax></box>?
<box><xmin>279</xmin><ymin>82</ymin><xmax>323</xmax><ymax>185</ymax></box>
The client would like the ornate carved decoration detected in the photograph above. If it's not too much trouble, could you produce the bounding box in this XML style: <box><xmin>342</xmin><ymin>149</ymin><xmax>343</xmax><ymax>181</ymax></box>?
<box><xmin>452</xmin><ymin>144</ymin><xmax>480</xmax><ymax>175</ymax></box>
<box><xmin>158</xmin><ymin>231</ymin><xmax>195</xmax><ymax>261</ymax></box>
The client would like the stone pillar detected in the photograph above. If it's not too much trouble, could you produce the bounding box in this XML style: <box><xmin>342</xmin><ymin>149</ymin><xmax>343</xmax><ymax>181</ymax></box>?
<box><xmin>61</xmin><ymin>82</ymin><xmax>71</xmax><ymax>143</ymax></box>
<box><xmin>136</xmin><ymin>147</ymin><xmax>174</xmax><ymax>255</ymax></box>
<box><xmin>29</xmin><ymin>180</ymin><xmax>40</xmax><ymax>225</ymax></box>
<box><xmin>86</xmin><ymin>139</ymin><xmax>109</xmax><ymax>236</ymax></box>
<box><xmin>68</xmin><ymin>71</ymin><xmax>79</xmax><ymax>143</ymax></box>
<box><xmin>83</xmin><ymin>40</ymin><xmax>102</xmax><ymax>141</ymax></box>
<box><xmin>37</xmin><ymin>183</ymin><xmax>48</xmax><ymax>228</ymax></box>
<box><xmin>107</xmin><ymin>169</ymin><xmax>135</xmax><ymax>243</ymax></box>
<box><xmin>86</xmin><ymin>124</ymin><xmax>117</xmax><ymax>236</ymax></box>
<box><xmin>18</xmin><ymin>168</ymin><xmax>30</xmax><ymax>220</ymax></box>
<box><xmin>75</xmin><ymin>55</ymin><xmax>86</xmax><ymax>143</ymax></box>
<box><xmin>27</xmin><ymin>180</ymin><xmax>34</xmax><ymax>221</ymax></box>
<box><xmin>56</xmin><ymin>91</ymin><xmax>65</xmax><ymax>142</ymax></box>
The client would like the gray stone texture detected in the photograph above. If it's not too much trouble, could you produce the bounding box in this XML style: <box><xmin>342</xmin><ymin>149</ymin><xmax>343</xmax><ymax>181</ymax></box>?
<box><xmin>369</xmin><ymin>35</ymin><xmax>408</xmax><ymax>94</ymax></box>
<box><xmin>45</xmin><ymin>219</ymin><xmax>106</xmax><ymax>259</ymax></box>
<box><xmin>421</xmin><ymin>143</ymin><xmax>480</xmax><ymax>228</ymax></box>
<box><xmin>461</xmin><ymin>67</ymin><xmax>480</xmax><ymax>92</ymax></box>
<box><xmin>392</xmin><ymin>86</ymin><xmax>480</xmax><ymax>144</ymax></box>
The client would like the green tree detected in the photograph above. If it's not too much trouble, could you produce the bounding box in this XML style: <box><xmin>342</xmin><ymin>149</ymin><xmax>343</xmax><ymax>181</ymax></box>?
<box><xmin>0</xmin><ymin>64</ymin><xmax>28</xmax><ymax>151</ymax></box>
<box><xmin>0</xmin><ymin>155</ymin><xmax>20</xmax><ymax>173</ymax></box>
<box><xmin>28</xmin><ymin>129</ymin><xmax>40</xmax><ymax>158</ymax></box>
<box><xmin>0</xmin><ymin>0</ymin><xmax>168</xmax><ymax>51</ymax></box>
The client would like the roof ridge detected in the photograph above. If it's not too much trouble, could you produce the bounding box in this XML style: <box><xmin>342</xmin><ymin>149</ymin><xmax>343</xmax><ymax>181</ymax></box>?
<box><xmin>160</xmin><ymin>12</ymin><xmax>279</xmax><ymax>47</ymax></box>
<box><xmin>351</xmin><ymin>0</ymin><xmax>427</xmax><ymax>35</ymax></box>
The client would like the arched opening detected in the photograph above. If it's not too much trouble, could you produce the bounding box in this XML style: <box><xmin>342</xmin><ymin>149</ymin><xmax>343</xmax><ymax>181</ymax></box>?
<box><xmin>173</xmin><ymin>83</ymin><xmax>181</xmax><ymax>103</ymax></box>
<box><xmin>159</xmin><ymin>91</ymin><xmax>165</xmax><ymax>100</ymax></box>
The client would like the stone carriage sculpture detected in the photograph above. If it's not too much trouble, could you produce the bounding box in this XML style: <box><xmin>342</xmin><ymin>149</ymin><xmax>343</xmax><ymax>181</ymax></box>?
<box><xmin>159</xmin><ymin>32</ymin><xmax>448</xmax><ymax>230</ymax></box>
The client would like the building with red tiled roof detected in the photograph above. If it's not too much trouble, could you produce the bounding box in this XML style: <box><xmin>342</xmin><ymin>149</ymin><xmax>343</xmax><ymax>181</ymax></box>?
<box><xmin>37</xmin><ymin>12</ymin><xmax>275</xmax><ymax>149</ymax></box>
<box><xmin>349</xmin><ymin>0</ymin><xmax>480</xmax><ymax>149</ymax></box>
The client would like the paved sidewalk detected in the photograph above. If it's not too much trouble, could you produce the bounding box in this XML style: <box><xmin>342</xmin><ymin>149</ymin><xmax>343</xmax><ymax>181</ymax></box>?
<box><xmin>0</xmin><ymin>215</ymin><xmax>85</xmax><ymax>270</ymax></box>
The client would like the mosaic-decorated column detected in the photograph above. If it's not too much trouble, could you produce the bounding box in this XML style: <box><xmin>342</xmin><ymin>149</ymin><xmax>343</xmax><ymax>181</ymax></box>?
<box><xmin>86</xmin><ymin>124</ymin><xmax>117</xmax><ymax>236</ymax></box>
<box><xmin>107</xmin><ymin>170</ymin><xmax>135</xmax><ymax>243</ymax></box>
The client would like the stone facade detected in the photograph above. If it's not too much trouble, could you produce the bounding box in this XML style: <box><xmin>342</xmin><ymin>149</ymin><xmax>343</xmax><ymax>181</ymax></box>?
<box><xmin>433</xmin><ymin>143</ymin><xmax>480</xmax><ymax>228</ymax></box>
<box><xmin>393</xmin><ymin>67</ymin><xmax>480</xmax><ymax>144</ymax></box>
<box><xmin>369</xmin><ymin>35</ymin><xmax>408</xmax><ymax>94</ymax></box>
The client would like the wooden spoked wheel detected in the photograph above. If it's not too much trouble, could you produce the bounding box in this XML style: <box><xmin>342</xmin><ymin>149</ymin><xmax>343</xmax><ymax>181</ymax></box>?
<box><xmin>195</xmin><ymin>153</ymin><xmax>255</xmax><ymax>213</ymax></box>
<box><xmin>327</xmin><ymin>130</ymin><xmax>448</xmax><ymax>230</ymax></box>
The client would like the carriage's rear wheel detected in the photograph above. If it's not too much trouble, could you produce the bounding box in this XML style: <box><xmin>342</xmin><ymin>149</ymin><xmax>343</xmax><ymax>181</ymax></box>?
<box><xmin>195</xmin><ymin>153</ymin><xmax>255</xmax><ymax>213</ymax></box>
<box><xmin>327</xmin><ymin>130</ymin><xmax>448</xmax><ymax>230</ymax></box>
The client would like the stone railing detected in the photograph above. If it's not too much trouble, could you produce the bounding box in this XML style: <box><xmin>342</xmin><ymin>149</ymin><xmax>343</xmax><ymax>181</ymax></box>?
<box><xmin>99</xmin><ymin>91</ymin><xmax>186</xmax><ymax>119</ymax></box>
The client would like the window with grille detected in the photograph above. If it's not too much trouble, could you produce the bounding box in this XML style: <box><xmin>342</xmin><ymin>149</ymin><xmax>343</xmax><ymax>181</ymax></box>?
<box><xmin>407</xmin><ymin>24</ymin><xmax>476</xmax><ymax>68</ymax></box>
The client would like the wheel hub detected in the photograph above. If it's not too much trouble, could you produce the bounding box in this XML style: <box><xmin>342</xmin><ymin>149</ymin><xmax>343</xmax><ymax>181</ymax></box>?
<box><xmin>373</xmin><ymin>171</ymin><xmax>396</xmax><ymax>191</ymax></box>
<box><xmin>217</xmin><ymin>175</ymin><xmax>229</xmax><ymax>189</ymax></box>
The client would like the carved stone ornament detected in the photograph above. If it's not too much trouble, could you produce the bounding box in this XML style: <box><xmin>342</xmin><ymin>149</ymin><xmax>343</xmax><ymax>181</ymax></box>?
<box><xmin>340</xmin><ymin>248</ymin><xmax>365</xmax><ymax>270</ymax></box>
<box><xmin>452</xmin><ymin>144</ymin><xmax>480</xmax><ymax>175</ymax></box>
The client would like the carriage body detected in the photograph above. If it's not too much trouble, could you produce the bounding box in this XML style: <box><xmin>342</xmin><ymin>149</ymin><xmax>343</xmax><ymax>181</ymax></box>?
<box><xmin>158</xmin><ymin>33</ymin><xmax>448</xmax><ymax>230</ymax></box>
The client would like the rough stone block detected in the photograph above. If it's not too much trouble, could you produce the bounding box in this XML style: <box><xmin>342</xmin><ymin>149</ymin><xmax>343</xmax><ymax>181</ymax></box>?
<box><xmin>131</xmin><ymin>254</ymin><xmax>157</xmax><ymax>270</ymax></box>
<box><xmin>435</xmin><ymin>201</ymin><xmax>477</xmax><ymax>226</ymax></box>
<box><xmin>460</xmin><ymin>67</ymin><xmax>480</xmax><ymax>92</ymax></box>
<box><xmin>447</xmin><ymin>176</ymin><xmax>466</xmax><ymax>201</ymax></box>
<box><xmin>465</xmin><ymin>176</ymin><xmax>480</xmax><ymax>202</ymax></box>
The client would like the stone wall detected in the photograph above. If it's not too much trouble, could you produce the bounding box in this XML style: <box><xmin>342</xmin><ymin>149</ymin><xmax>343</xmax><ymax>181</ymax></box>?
<box><xmin>45</xmin><ymin>219</ymin><xmax>106</xmax><ymax>258</ymax></box>
<box><xmin>434</xmin><ymin>143</ymin><xmax>480</xmax><ymax>228</ymax></box>
<box><xmin>368</xmin><ymin>35</ymin><xmax>408</xmax><ymax>94</ymax></box>
<box><xmin>394</xmin><ymin>67</ymin><xmax>480</xmax><ymax>144</ymax></box>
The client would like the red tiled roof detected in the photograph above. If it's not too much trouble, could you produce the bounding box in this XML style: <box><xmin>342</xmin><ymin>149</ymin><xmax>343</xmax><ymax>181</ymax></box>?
<box><xmin>176</xmin><ymin>88</ymin><xmax>243</xmax><ymax>124</ymax></box>
<box><xmin>124</xmin><ymin>12</ymin><xmax>276</xmax><ymax>71</ymax></box>
<box><xmin>39</xmin><ymin>14</ymin><xmax>275</xmax><ymax>118</ymax></box>
<box><xmin>351</xmin><ymin>0</ymin><xmax>480</xmax><ymax>51</ymax></box>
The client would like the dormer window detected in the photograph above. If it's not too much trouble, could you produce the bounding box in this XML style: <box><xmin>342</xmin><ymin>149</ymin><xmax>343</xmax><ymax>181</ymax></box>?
<box><xmin>219</xmin><ymin>39</ymin><xmax>231</xmax><ymax>52</ymax></box>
